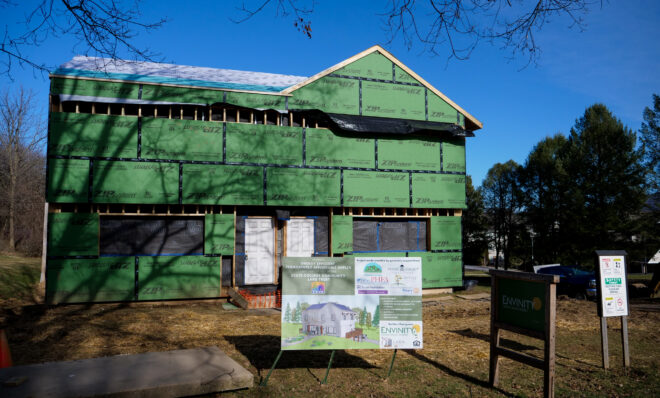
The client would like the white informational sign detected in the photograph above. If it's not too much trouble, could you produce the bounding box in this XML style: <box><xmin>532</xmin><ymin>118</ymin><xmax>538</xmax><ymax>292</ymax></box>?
<box><xmin>598</xmin><ymin>255</ymin><xmax>629</xmax><ymax>317</ymax></box>
<box><xmin>281</xmin><ymin>257</ymin><xmax>423</xmax><ymax>350</ymax></box>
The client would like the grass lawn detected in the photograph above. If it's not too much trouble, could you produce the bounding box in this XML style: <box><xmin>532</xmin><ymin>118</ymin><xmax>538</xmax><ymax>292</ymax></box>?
<box><xmin>0</xmin><ymin>254</ymin><xmax>41</xmax><ymax>301</ymax></box>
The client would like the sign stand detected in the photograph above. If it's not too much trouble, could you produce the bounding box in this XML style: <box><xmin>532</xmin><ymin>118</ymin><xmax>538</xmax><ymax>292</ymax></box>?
<box><xmin>386</xmin><ymin>349</ymin><xmax>398</xmax><ymax>378</ymax></box>
<box><xmin>595</xmin><ymin>250</ymin><xmax>630</xmax><ymax>369</ymax></box>
<box><xmin>489</xmin><ymin>270</ymin><xmax>559</xmax><ymax>398</ymax></box>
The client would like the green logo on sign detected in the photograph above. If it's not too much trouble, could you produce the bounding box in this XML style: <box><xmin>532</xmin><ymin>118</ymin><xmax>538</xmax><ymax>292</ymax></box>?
<box><xmin>604</xmin><ymin>278</ymin><xmax>621</xmax><ymax>284</ymax></box>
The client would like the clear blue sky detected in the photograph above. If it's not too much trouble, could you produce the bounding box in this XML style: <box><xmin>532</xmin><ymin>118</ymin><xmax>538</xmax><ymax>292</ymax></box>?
<box><xmin>3</xmin><ymin>1</ymin><xmax>659</xmax><ymax>186</ymax></box>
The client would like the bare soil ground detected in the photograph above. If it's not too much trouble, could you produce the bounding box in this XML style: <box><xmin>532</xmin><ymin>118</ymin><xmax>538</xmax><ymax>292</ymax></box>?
<box><xmin>1</xmin><ymin>256</ymin><xmax>659</xmax><ymax>397</ymax></box>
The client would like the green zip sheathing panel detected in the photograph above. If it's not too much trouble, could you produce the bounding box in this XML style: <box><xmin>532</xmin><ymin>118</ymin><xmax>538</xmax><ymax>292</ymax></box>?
<box><xmin>394</xmin><ymin>65</ymin><xmax>420</xmax><ymax>85</ymax></box>
<box><xmin>378</xmin><ymin>136</ymin><xmax>440</xmax><ymax>171</ymax></box>
<box><xmin>204</xmin><ymin>214</ymin><xmax>235</xmax><ymax>255</ymax></box>
<box><xmin>266</xmin><ymin>168</ymin><xmax>340</xmax><ymax>206</ymax></box>
<box><xmin>46</xmin><ymin>257</ymin><xmax>134</xmax><ymax>304</ymax></box>
<box><xmin>430</xmin><ymin>216</ymin><xmax>462</xmax><ymax>250</ymax></box>
<box><xmin>226</xmin><ymin>123</ymin><xmax>302</xmax><ymax>165</ymax></box>
<box><xmin>51</xmin><ymin>77</ymin><xmax>139</xmax><ymax>98</ymax></box>
<box><xmin>289</xmin><ymin>77</ymin><xmax>359</xmax><ymax>114</ymax></box>
<box><xmin>141</xmin><ymin>118</ymin><xmax>223</xmax><ymax>161</ymax></box>
<box><xmin>362</xmin><ymin>81</ymin><xmax>425</xmax><ymax>120</ymax></box>
<box><xmin>47</xmin><ymin>213</ymin><xmax>99</xmax><ymax>256</ymax></box>
<box><xmin>225</xmin><ymin>91</ymin><xmax>286</xmax><ymax>109</ymax></box>
<box><xmin>412</xmin><ymin>174</ymin><xmax>466</xmax><ymax>208</ymax></box>
<box><xmin>141</xmin><ymin>85</ymin><xmax>222</xmax><ymax>103</ymax></box>
<box><xmin>49</xmin><ymin>112</ymin><xmax>138</xmax><ymax>158</ymax></box>
<box><xmin>336</xmin><ymin>52</ymin><xmax>393</xmax><ymax>80</ymax></box>
<box><xmin>306</xmin><ymin>128</ymin><xmax>375</xmax><ymax>168</ymax></box>
<box><xmin>343</xmin><ymin>171</ymin><xmax>409</xmax><ymax>207</ymax></box>
<box><xmin>92</xmin><ymin>160</ymin><xmax>179</xmax><ymax>204</ymax></box>
<box><xmin>331</xmin><ymin>215</ymin><xmax>353</xmax><ymax>254</ymax></box>
<box><xmin>345</xmin><ymin>252</ymin><xmax>408</xmax><ymax>258</ymax></box>
<box><xmin>138</xmin><ymin>256</ymin><xmax>221</xmax><ymax>300</ymax></box>
<box><xmin>420</xmin><ymin>252</ymin><xmax>462</xmax><ymax>288</ymax></box>
<box><xmin>182</xmin><ymin>164</ymin><xmax>263</xmax><ymax>205</ymax></box>
<box><xmin>428</xmin><ymin>92</ymin><xmax>459</xmax><ymax>124</ymax></box>
<box><xmin>47</xmin><ymin>158</ymin><xmax>90</xmax><ymax>203</ymax></box>
<box><xmin>442</xmin><ymin>139</ymin><xmax>466</xmax><ymax>173</ymax></box>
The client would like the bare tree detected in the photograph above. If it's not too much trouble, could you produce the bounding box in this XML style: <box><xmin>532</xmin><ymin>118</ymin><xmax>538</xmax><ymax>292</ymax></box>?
<box><xmin>1</xmin><ymin>0</ymin><xmax>166</xmax><ymax>78</ymax></box>
<box><xmin>231</xmin><ymin>0</ymin><xmax>314</xmax><ymax>38</ymax></box>
<box><xmin>234</xmin><ymin>0</ymin><xmax>601</xmax><ymax>65</ymax></box>
<box><xmin>0</xmin><ymin>88</ymin><xmax>45</xmax><ymax>252</ymax></box>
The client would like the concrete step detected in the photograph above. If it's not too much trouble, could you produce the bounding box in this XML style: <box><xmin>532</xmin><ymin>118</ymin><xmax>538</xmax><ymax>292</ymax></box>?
<box><xmin>0</xmin><ymin>346</ymin><xmax>253</xmax><ymax>398</ymax></box>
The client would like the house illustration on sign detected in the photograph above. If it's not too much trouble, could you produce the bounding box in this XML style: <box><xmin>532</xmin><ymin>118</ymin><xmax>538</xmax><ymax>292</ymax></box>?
<box><xmin>301</xmin><ymin>302</ymin><xmax>360</xmax><ymax>338</ymax></box>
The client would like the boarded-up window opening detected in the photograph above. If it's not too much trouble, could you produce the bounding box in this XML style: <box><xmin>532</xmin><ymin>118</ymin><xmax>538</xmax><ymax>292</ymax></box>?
<box><xmin>99</xmin><ymin>216</ymin><xmax>204</xmax><ymax>256</ymax></box>
<box><xmin>352</xmin><ymin>219</ymin><xmax>427</xmax><ymax>253</ymax></box>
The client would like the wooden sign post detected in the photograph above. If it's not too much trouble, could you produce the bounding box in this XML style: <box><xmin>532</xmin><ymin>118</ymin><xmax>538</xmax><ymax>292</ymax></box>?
<box><xmin>489</xmin><ymin>270</ymin><xmax>559</xmax><ymax>398</ymax></box>
<box><xmin>595</xmin><ymin>250</ymin><xmax>630</xmax><ymax>369</ymax></box>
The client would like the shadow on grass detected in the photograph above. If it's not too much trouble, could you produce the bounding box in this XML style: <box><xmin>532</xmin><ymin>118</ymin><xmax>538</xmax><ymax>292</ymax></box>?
<box><xmin>225</xmin><ymin>334</ymin><xmax>376</xmax><ymax>377</ymax></box>
<box><xmin>405</xmin><ymin>350</ymin><xmax>513</xmax><ymax>396</ymax></box>
<box><xmin>450</xmin><ymin>328</ymin><xmax>538</xmax><ymax>351</ymax></box>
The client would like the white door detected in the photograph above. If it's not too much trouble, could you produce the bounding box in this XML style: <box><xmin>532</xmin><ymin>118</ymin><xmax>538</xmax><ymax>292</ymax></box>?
<box><xmin>287</xmin><ymin>218</ymin><xmax>315</xmax><ymax>257</ymax></box>
<box><xmin>245</xmin><ymin>218</ymin><xmax>275</xmax><ymax>285</ymax></box>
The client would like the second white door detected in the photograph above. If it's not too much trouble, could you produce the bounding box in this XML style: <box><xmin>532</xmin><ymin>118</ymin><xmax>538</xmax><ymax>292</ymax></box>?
<box><xmin>287</xmin><ymin>218</ymin><xmax>315</xmax><ymax>257</ymax></box>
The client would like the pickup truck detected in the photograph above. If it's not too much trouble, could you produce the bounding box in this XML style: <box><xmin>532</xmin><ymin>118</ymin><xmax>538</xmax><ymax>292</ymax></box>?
<box><xmin>536</xmin><ymin>265</ymin><xmax>597</xmax><ymax>300</ymax></box>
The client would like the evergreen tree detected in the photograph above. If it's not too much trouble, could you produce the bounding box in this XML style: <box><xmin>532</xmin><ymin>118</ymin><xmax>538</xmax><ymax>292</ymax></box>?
<box><xmin>640</xmin><ymin>94</ymin><xmax>660</xmax><ymax>190</ymax></box>
<box><xmin>284</xmin><ymin>303</ymin><xmax>291</xmax><ymax>322</ymax></box>
<box><xmin>372</xmin><ymin>305</ymin><xmax>380</xmax><ymax>327</ymax></box>
<box><xmin>366</xmin><ymin>311</ymin><xmax>372</xmax><ymax>328</ymax></box>
<box><xmin>294</xmin><ymin>302</ymin><xmax>302</xmax><ymax>323</ymax></box>
<box><xmin>520</xmin><ymin>134</ymin><xmax>570</xmax><ymax>265</ymax></box>
<box><xmin>463</xmin><ymin>175</ymin><xmax>488</xmax><ymax>265</ymax></box>
<box><xmin>360</xmin><ymin>306</ymin><xmax>367</xmax><ymax>326</ymax></box>
<box><xmin>481</xmin><ymin>160</ymin><xmax>523</xmax><ymax>268</ymax></box>
<box><xmin>562</xmin><ymin>104</ymin><xmax>646</xmax><ymax>265</ymax></box>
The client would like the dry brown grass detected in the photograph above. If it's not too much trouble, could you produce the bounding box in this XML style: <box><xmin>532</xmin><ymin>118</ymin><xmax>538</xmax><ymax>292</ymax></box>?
<box><xmin>2</xmin><ymin>291</ymin><xmax>660</xmax><ymax>397</ymax></box>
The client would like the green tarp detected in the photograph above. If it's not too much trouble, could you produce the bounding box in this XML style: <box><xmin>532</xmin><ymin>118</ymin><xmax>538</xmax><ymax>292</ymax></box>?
<box><xmin>336</xmin><ymin>52</ymin><xmax>393</xmax><ymax>80</ymax></box>
<box><xmin>49</xmin><ymin>112</ymin><xmax>138</xmax><ymax>158</ymax></box>
<box><xmin>46</xmin><ymin>257</ymin><xmax>135</xmax><ymax>304</ymax></box>
<box><xmin>331</xmin><ymin>215</ymin><xmax>353</xmax><ymax>254</ymax></box>
<box><xmin>267</xmin><ymin>168</ymin><xmax>340</xmax><ymax>206</ymax></box>
<box><xmin>47</xmin><ymin>213</ymin><xmax>99</xmax><ymax>256</ymax></box>
<box><xmin>47</xmin><ymin>158</ymin><xmax>89</xmax><ymax>203</ymax></box>
<box><xmin>92</xmin><ymin>160</ymin><xmax>179</xmax><ymax>204</ymax></box>
<box><xmin>362</xmin><ymin>81</ymin><xmax>425</xmax><ymax>120</ymax></box>
<box><xmin>420</xmin><ymin>252</ymin><xmax>462</xmax><ymax>288</ymax></box>
<box><xmin>204</xmin><ymin>214</ymin><xmax>235</xmax><ymax>255</ymax></box>
<box><xmin>51</xmin><ymin>77</ymin><xmax>139</xmax><ymax>98</ymax></box>
<box><xmin>430</xmin><ymin>216</ymin><xmax>462</xmax><ymax>251</ymax></box>
<box><xmin>442</xmin><ymin>139</ymin><xmax>466</xmax><ymax>173</ymax></box>
<box><xmin>289</xmin><ymin>77</ymin><xmax>359</xmax><ymax>115</ymax></box>
<box><xmin>378</xmin><ymin>136</ymin><xmax>440</xmax><ymax>171</ymax></box>
<box><xmin>305</xmin><ymin>128</ymin><xmax>375</xmax><ymax>168</ymax></box>
<box><xmin>182</xmin><ymin>164</ymin><xmax>263</xmax><ymax>205</ymax></box>
<box><xmin>138</xmin><ymin>256</ymin><xmax>221</xmax><ymax>300</ymax></box>
<box><xmin>412</xmin><ymin>174</ymin><xmax>466</xmax><ymax>209</ymax></box>
<box><xmin>343</xmin><ymin>171</ymin><xmax>409</xmax><ymax>207</ymax></box>
<box><xmin>226</xmin><ymin>123</ymin><xmax>302</xmax><ymax>165</ymax></box>
<box><xmin>141</xmin><ymin>118</ymin><xmax>223</xmax><ymax>161</ymax></box>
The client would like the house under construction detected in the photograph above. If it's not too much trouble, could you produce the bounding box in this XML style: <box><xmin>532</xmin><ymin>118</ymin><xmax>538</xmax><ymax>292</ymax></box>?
<box><xmin>44</xmin><ymin>45</ymin><xmax>483</xmax><ymax>304</ymax></box>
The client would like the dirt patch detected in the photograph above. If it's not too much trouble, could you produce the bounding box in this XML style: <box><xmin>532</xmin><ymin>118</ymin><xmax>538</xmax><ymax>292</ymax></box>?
<box><xmin>2</xmin><ymin>294</ymin><xmax>659</xmax><ymax>397</ymax></box>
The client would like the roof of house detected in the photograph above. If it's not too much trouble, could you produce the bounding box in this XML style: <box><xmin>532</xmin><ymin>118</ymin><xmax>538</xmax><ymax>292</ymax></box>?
<box><xmin>52</xmin><ymin>45</ymin><xmax>482</xmax><ymax>131</ymax></box>
<box><xmin>53</xmin><ymin>56</ymin><xmax>307</xmax><ymax>93</ymax></box>
<box><xmin>305</xmin><ymin>302</ymin><xmax>354</xmax><ymax>312</ymax></box>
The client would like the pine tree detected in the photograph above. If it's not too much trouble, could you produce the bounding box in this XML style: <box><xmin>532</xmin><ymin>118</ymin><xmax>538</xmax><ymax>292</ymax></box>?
<box><xmin>360</xmin><ymin>306</ymin><xmax>367</xmax><ymax>325</ymax></box>
<box><xmin>284</xmin><ymin>303</ymin><xmax>291</xmax><ymax>322</ymax></box>
<box><xmin>294</xmin><ymin>302</ymin><xmax>302</xmax><ymax>322</ymax></box>
<box><xmin>366</xmin><ymin>312</ymin><xmax>372</xmax><ymax>328</ymax></box>
<box><xmin>372</xmin><ymin>305</ymin><xmax>380</xmax><ymax>327</ymax></box>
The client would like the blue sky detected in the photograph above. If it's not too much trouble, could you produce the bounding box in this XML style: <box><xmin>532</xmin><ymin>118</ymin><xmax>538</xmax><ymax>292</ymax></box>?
<box><xmin>2</xmin><ymin>1</ymin><xmax>659</xmax><ymax>186</ymax></box>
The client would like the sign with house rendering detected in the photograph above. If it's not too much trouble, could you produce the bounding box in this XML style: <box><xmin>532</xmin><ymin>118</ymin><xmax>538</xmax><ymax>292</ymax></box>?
<box><xmin>281</xmin><ymin>257</ymin><xmax>422</xmax><ymax>350</ymax></box>
<box><xmin>596</xmin><ymin>254</ymin><xmax>629</xmax><ymax>317</ymax></box>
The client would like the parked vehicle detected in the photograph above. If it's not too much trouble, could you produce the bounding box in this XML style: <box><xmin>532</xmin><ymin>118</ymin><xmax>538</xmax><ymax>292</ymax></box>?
<box><xmin>536</xmin><ymin>266</ymin><xmax>597</xmax><ymax>300</ymax></box>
